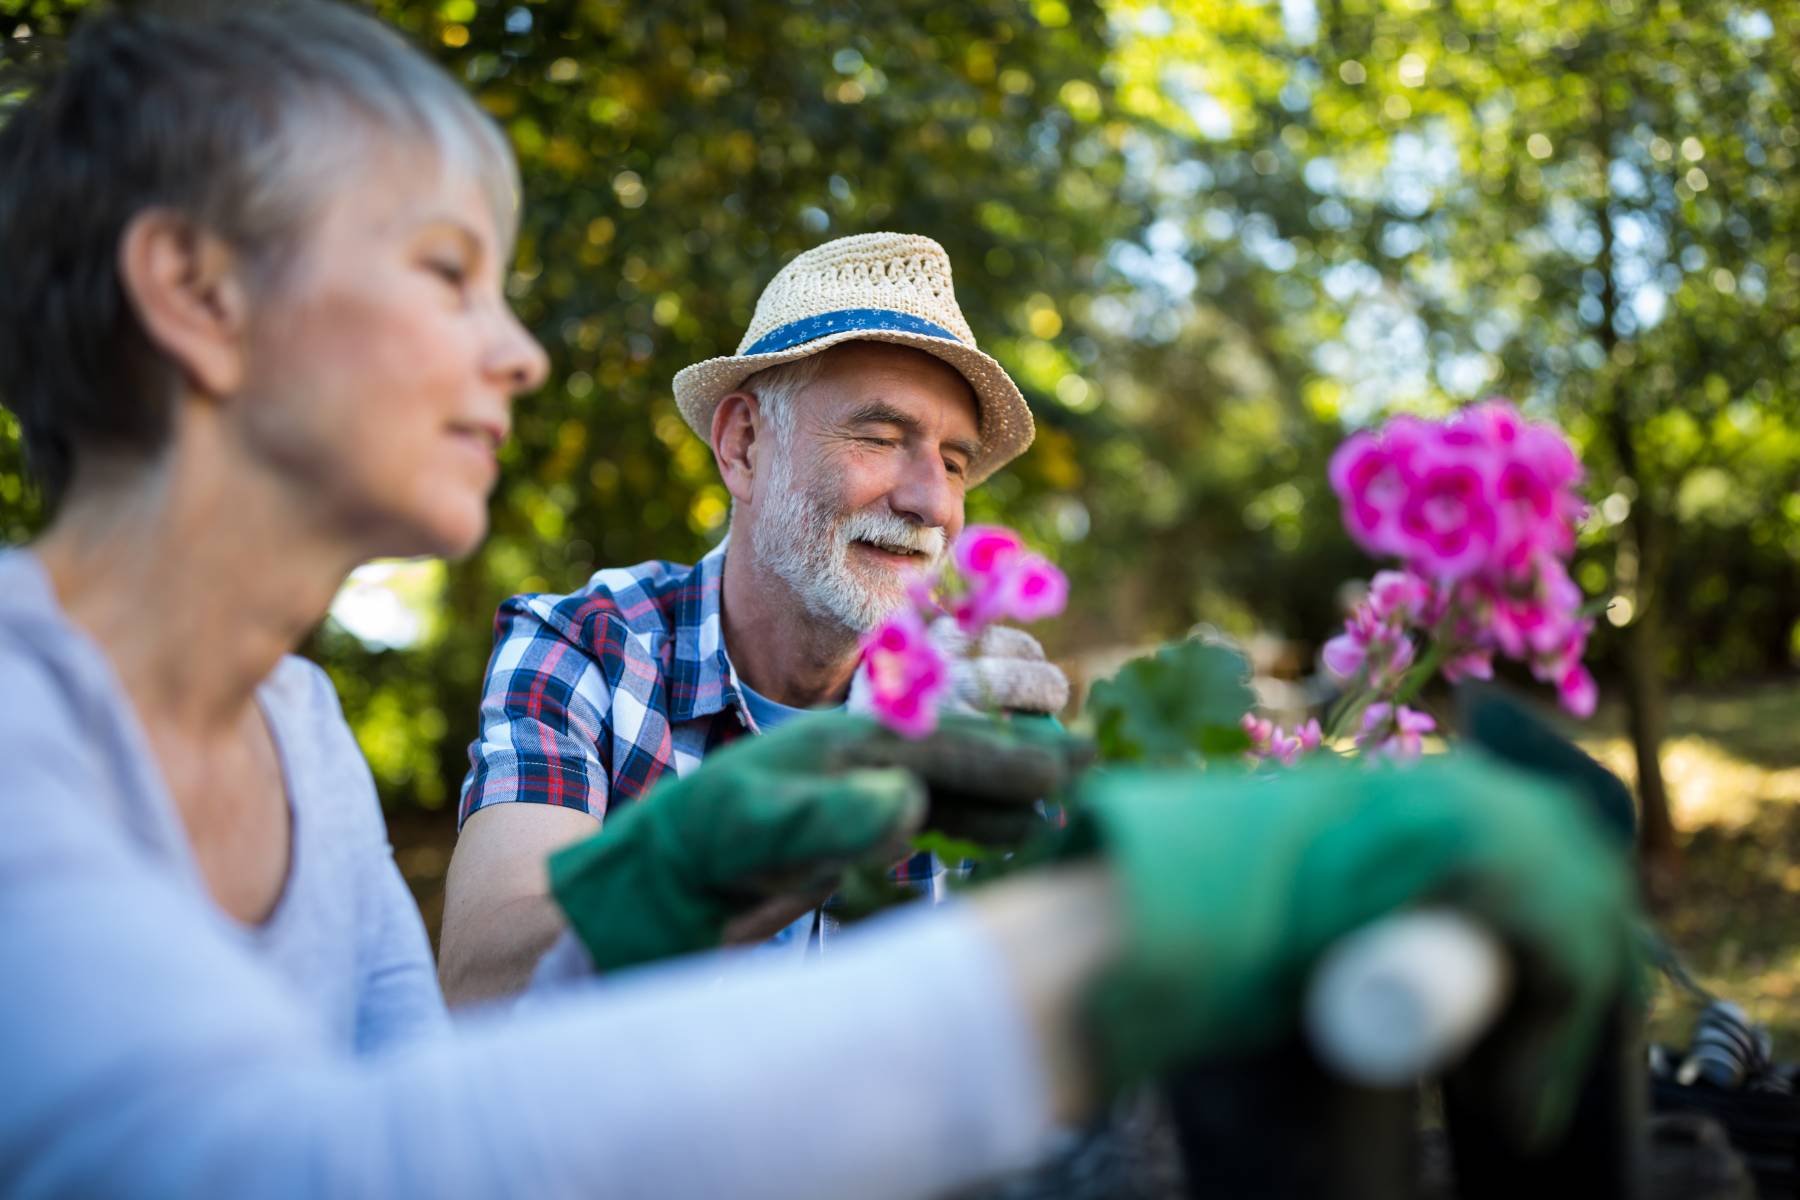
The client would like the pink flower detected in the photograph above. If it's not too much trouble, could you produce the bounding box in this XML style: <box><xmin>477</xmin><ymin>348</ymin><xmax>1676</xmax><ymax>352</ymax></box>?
<box><xmin>1368</xmin><ymin>569</ymin><xmax>1433</xmax><ymax>624</ymax></box>
<box><xmin>952</xmin><ymin>525</ymin><xmax>1026</xmax><ymax>579</ymax></box>
<box><xmin>992</xmin><ymin>554</ymin><xmax>1069</xmax><ymax>623</ymax></box>
<box><xmin>1322</xmin><ymin>598</ymin><xmax>1415</xmax><ymax>686</ymax></box>
<box><xmin>1527</xmin><ymin>616</ymin><xmax>1596</xmax><ymax>719</ymax></box>
<box><xmin>1238</xmin><ymin>712</ymin><xmax>1324</xmax><ymax>770</ymax></box>
<box><xmin>1244</xmin><ymin>715</ymin><xmax>1324</xmax><ymax>768</ymax></box>
<box><xmin>905</xmin><ymin>572</ymin><xmax>944</xmax><ymax>615</ymax></box>
<box><xmin>1493</xmin><ymin>458</ymin><xmax>1559</xmax><ymax>574</ymax></box>
<box><xmin>1328</xmin><ymin>434</ymin><xmax>1408</xmax><ymax>557</ymax></box>
<box><xmin>1557</xmin><ymin>663</ymin><xmax>1598</xmax><ymax>719</ymax></box>
<box><xmin>1268</xmin><ymin>730</ymin><xmax>1305</xmax><ymax>767</ymax></box>
<box><xmin>1378</xmin><ymin>631</ymin><xmax>1417</xmax><ymax>685</ymax></box>
<box><xmin>1455</xmin><ymin>399</ymin><xmax>1524</xmax><ymax>447</ymax></box>
<box><xmin>1322</xmin><ymin>632</ymin><xmax>1366</xmax><ymax>680</ymax></box>
<box><xmin>1396</xmin><ymin>453</ymin><xmax>1499</xmax><ymax>582</ymax></box>
<box><xmin>1517</xmin><ymin>421</ymin><xmax>1583</xmax><ymax>490</ymax></box>
<box><xmin>1241</xmin><ymin>712</ymin><xmax>1274</xmax><ymax>748</ymax></box>
<box><xmin>1359</xmin><ymin>702</ymin><xmax>1394</xmax><ymax>740</ymax></box>
<box><xmin>1396</xmin><ymin>705</ymin><xmax>1437</xmax><ymax>737</ymax></box>
<box><xmin>859</xmin><ymin>608</ymin><xmax>950</xmax><ymax>738</ymax></box>
<box><xmin>1442</xmin><ymin>649</ymin><xmax>1495</xmax><ymax>683</ymax></box>
<box><xmin>1329</xmin><ymin>417</ymin><xmax>1442</xmax><ymax>558</ymax></box>
<box><xmin>1362</xmin><ymin>703</ymin><xmax>1436</xmax><ymax>763</ymax></box>
<box><xmin>948</xmin><ymin>529</ymin><xmax>1066</xmax><ymax>634</ymax></box>
<box><xmin>1327</xmin><ymin>402</ymin><xmax>1595</xmax><ymax>732</ymax></box>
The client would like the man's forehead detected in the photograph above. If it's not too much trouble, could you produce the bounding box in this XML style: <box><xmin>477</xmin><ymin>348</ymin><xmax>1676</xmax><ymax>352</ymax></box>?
<box><xmin>808</xmin><ymin>344</ymin><xmax>980</xmax><ymax>429</ymax></box>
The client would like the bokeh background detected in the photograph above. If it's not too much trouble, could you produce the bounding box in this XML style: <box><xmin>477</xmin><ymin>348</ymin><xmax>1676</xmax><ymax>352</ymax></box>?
<box><xmin>3</xmin><ymin>0</ymin><xmax>1797</xmax><ymax>1035</ymax></box>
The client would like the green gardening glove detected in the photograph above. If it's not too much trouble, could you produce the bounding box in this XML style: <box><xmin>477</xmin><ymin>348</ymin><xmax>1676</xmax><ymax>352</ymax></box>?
<box><xmin>1063</xmin><ymin>752</ymin><xmax>1639</xmax><ymax>1146</ymax></box>
<box><xmin>550</xmin><ymin>710</ymin><xmax>1090</xmax><ymax>972</ymax></box>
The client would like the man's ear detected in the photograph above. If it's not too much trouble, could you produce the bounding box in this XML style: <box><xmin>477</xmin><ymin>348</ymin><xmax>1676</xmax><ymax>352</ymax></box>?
<box><xmin>117</xmin><ymin>209</ymin><xmax>252</xmax><ymax>401</ymax></box>
<box><xmin>710</xmin><ymin>390</ymin><xmax>763</xmax><ymax>506</ymax></box>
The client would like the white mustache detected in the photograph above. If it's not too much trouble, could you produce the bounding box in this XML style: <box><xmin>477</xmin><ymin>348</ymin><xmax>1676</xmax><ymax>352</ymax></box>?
<box><xmin>838</xmin><ymin>509</ymin><xmax>946</xmax><ymax>562</ymax></box>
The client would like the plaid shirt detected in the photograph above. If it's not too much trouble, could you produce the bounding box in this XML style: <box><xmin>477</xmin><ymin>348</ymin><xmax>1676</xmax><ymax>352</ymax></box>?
<box><xmin>459</xmin><ymin>539</ymin><xmax>944</xmax><ymax>895</ymax></box>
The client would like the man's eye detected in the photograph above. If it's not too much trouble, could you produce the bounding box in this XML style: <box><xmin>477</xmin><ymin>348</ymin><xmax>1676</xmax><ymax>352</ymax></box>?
<box><xmin>428</xmin><ymin>260</ymin><xmax>468</xmax><ymax>288</ymax></box>
<box><xmin>861</xmin><ymin>436</ymin><xmax>896</xmax><ymax>448</ymax></box>
<box><xmin>945</xmin><ymin>459</ymin><xmax>967</xmax><ymax>478</ymax></box>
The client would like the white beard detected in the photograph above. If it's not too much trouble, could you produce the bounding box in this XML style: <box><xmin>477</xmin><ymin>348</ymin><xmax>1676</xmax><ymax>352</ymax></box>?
<box><xmin>751</xmin><ymin>446</ymin><xmax>947</xmax><ymax>633</ymax></box>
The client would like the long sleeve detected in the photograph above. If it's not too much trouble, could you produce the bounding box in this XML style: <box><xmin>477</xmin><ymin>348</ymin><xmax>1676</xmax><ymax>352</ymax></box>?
<box><xmin>1</xmin><ymin>801</ymin><xmax>1053</xmax><ymax>1198</ymax></box>
<box><xmin>0</xmin><ymin>666</ymin><xmax>1056</xmax><ymax>1198</ymax></box>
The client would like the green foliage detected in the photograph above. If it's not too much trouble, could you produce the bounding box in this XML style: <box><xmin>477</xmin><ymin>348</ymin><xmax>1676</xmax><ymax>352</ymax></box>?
<box><xmin>2</xmin><ymin>0</ymin><xmax>1796</xmax><ymax>814</ymax></box>
<box><xmin>1084</xmin><ymin>638</ymin><xmax>1255</xmax><ymax>765</ymax></box>
<box><xmin>350</xmin><ymin>0</ymin><xmax>1141</xmax><ymax>809</ymax></box>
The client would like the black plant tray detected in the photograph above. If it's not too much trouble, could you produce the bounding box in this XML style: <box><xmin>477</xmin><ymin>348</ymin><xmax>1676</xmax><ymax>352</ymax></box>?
<box><xmin>1652</xmin><ymin>1062</ymin><xmax>1800</xmax><ymax>1198</ymax></box>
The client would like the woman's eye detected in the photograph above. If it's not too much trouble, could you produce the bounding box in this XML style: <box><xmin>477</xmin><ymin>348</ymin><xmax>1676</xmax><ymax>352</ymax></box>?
<box><xmin>428</xmin><ymin>260</ymin><xmax>468</xmax><ymax>288</ymax></box>
<box><xmin>945</xmin><ymin>459</ymin><xmax>967</xmax><ymax>478</ymax></box>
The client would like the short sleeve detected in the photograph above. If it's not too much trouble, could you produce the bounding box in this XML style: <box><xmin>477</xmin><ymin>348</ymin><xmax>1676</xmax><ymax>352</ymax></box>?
<box><xmin>457</xmin><ymin>597</ymin><xmax>615</xmax><ymax>830</ymax></box>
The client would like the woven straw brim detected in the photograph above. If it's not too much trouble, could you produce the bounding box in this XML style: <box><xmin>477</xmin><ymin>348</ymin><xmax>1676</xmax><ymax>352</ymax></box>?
<box><xmin>672</xmin><ymin>330</ymin><xmax>1035</xmax><ymax>487</ymax></box>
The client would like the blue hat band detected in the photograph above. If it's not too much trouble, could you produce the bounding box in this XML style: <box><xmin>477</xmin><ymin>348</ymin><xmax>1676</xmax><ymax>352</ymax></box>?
<box><xmin>742</xmin><ymin>308</ymin><xmax>964</xmax><ymax>356</ymax></box>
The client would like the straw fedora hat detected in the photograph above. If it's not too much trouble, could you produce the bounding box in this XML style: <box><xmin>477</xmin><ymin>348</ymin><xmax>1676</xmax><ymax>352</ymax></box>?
<box><xmin>672</xmin><ymin>232</ymin><xmax>1034</xmax><ymax>486</ymax></box>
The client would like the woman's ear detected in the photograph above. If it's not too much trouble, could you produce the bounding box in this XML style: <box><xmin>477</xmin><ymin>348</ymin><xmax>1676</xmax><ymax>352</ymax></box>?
<box><xmin>710</xmin><ymin>390</ymin><xmax>764</xmax><ymax>507</ymax></box>
<box><xmin>117</xmin><ymin>209</ymin><xmax>251</xmax><ymax>401</ymax></box>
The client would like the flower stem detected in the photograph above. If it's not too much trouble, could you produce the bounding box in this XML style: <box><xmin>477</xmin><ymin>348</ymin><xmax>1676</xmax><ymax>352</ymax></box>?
<box><xmin>1322</xmin><ymin>666</ymin><xmax>1374</xmax><ymax>742</ymax></box>
<box><xmin>1390</xmin><ymin>637</ymin><xmax>1450</xmax><ymax>709</ymax></box>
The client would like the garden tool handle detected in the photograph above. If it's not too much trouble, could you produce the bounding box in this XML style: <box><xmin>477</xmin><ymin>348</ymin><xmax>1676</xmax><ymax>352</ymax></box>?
<box><xmin>1306</xmin><ymin>908</ymin><xmax>1511</xmax><ymax>1087</ymax></box>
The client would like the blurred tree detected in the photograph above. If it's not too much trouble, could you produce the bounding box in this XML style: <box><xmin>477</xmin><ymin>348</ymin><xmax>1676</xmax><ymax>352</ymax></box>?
<box><xmin>322</xmin><ymin>0</ymin><xmax>1143</xmax><ymax>809</ymax></box>
<box><xmin>2</xmin><ymin>0</ymin><xmax>1795</xmax><ymax>850</ymax></box>
<box><xmin>1097</xmin><ymin>0</ymin><xmax>1800</xmax><ymax>873</ymax></box>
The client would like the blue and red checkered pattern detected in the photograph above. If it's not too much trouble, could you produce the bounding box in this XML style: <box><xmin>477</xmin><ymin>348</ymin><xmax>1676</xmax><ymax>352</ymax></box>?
<box><xmin>458</xmin><ymin>539</ymin><xmax>945</xmax><ymax>888</ymax></box>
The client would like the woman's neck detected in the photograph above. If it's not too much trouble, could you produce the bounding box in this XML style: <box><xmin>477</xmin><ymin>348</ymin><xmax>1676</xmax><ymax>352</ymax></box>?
<box><xmin>32</xmin><ymin>438</ymin><xmax>358</xmax><ymax>737</ymax></box>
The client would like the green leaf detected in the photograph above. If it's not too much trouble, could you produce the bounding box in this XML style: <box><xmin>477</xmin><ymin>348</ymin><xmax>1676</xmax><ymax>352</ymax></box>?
<box><xmin>908</xmin><ymin>830</ymin><xmax>1001</xmax><ymax>863</ymax></box>
<box><xmin>1196</xmin><ymin>723</ymin><xmax>1254</xmax><ymax>758</ymax></box>
<box><xmin>1084</xmin><ymin>638</ymin><xmax>1257</xmax><ymax>766</ymax></box>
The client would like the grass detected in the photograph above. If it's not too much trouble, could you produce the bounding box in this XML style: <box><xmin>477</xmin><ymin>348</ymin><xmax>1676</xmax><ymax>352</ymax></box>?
<box><xmin>1573</xmin><ymin>679</ymin><xmax>1800</xmax><ymax>1050</ymax></box>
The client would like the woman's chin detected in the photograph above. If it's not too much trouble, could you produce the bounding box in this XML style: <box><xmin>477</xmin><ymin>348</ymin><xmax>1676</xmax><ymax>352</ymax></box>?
<box><xmin>364</xmin><ymin>505</ymin><xmax>488</xmax><ymax>565</ymax></box>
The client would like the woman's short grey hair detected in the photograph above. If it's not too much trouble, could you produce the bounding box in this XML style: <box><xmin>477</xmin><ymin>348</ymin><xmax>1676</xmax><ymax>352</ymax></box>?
<box><xmin>0</xmin><ymin>0</ymin><xmax>519</xmax><ymax>507</ymax></box>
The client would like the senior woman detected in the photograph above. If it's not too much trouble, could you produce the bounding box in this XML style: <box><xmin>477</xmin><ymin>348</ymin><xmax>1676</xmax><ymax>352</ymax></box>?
<box><xmin>0</xmin><ymin>3</ymin><xmax>1637</xmax><ymax>1197</ymax></box>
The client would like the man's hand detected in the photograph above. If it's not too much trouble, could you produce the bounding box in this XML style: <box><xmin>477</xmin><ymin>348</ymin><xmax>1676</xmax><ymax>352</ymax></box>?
<box><xmin>1061</xmin><ymin>753</ymin><xmax>1639</xmax><ymax>1147</ymax></box>
<box><xmin>936</xmin><ymin>618</ymin><xmax>1070</xmax><ymax>716</ymax></box>
<box><xmin>849</xmin><ymin>618</ymin><xmax>1070</xmax><ymax>718</ymax></box>
<box><xmin>550</xmin><ymin>711</ymin><xmax>1091</xmax><ymax>972</ymax></box>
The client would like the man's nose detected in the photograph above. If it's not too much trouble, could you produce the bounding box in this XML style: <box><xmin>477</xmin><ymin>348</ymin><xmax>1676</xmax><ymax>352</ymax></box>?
<box><xmin>888</xmin><ymin>451</ymin><xmax>960</xmax><ymax>531</ymax></box>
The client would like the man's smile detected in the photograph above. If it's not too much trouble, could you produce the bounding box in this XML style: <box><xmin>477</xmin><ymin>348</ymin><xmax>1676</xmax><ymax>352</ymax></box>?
<box><xmin>850</xmin><ymin>538</ymin><xmax>931</xmax><ymax>569</ymax></box>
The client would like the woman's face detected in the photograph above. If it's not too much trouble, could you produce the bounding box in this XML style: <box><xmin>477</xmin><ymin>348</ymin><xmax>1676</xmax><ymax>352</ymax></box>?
<box><xmin>233</xmin><ymin>144</ymin><xmax>548</xmax><ymax>561</ymax></box>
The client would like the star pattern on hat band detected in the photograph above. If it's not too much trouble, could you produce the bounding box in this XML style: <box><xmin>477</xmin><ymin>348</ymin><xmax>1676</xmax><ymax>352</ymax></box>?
<box><xmin>742</xmin><ymin>308</ymin><xmax>966</xmax><ymax>356</ymax></box>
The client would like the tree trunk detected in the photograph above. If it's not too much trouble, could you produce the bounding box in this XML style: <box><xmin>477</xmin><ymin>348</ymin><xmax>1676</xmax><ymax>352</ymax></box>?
<box><xmin>1620</xmin><ymin>504</ymin><xmax>1680</xmax><ymax>888</ymax></box>
<box><xmin>1591</xmin><ymin>108</ymin><xmax>1681</xmax><ymax>888</ymax></box>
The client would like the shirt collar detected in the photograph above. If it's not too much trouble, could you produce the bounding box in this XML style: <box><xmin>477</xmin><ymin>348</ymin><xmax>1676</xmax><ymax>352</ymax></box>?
<box><xmin>668</xmin><ymin>536</ymin><xmax>742</xmax><ymax>724</ymax></box>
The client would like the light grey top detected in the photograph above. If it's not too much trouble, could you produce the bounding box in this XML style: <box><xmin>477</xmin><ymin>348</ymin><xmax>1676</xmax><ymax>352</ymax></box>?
<box><xmin>0</xmin><ymin>549</ymin><xmax>1054</xmax><ymax>1198</ymax></box>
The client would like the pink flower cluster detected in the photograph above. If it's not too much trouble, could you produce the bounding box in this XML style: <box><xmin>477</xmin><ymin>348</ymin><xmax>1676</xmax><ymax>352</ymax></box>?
<box><xmin>1240</xmin><ymin>401</ymin><xmax>1595</xmax><ymax>774</ymax></box>
<box><xmin>1358</xmin><ymin>702</ymin><xmax>1437</xmax><ymax>763</ymax></box>
<box><xmin>1320</xmin><ymin>570</ymin><xmax>1426</xmax><ymax>688</ymax></box>
<box><xmin>1329</xmin><ymin>401</ymin><xmax>1583</xmax><ymax>585</ymax></box>
<box><xmin>947</xmin><ymin>526</ymin><xmax>1069</xmax><ymax>633</ymax></box>
<box><xmin>859</xmin><ymin>607</ymin><xmax>949</xmax><ymax>739</ymax></box>
<box><xmin>1324</xmin><ymin>401</ymin><xmax>1598</xmax><ymax>719</ymax></box>
<box><xmin>858</xmin><ymin>525</ymin><xmax>1069</xmax><ymax>738</ymax></box>
<box><xmin>1242</xmin><ymin>714</ymin><xmax>1322</xmax><ymax>767</ymax></box>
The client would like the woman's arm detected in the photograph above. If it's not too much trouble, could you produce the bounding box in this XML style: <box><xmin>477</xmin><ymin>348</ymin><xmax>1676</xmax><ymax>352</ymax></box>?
<box><xmin>1</xmin><ymin>785</ymin><xmax>1073</xmax><ymax>1199</ymax></box>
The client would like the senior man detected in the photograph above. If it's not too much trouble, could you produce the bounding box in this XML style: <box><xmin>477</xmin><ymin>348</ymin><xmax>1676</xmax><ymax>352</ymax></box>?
<box><xmin>440</xmin><ymin>233</ymin><xmax>1068</xmax><ymax>1004</ymax></box>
